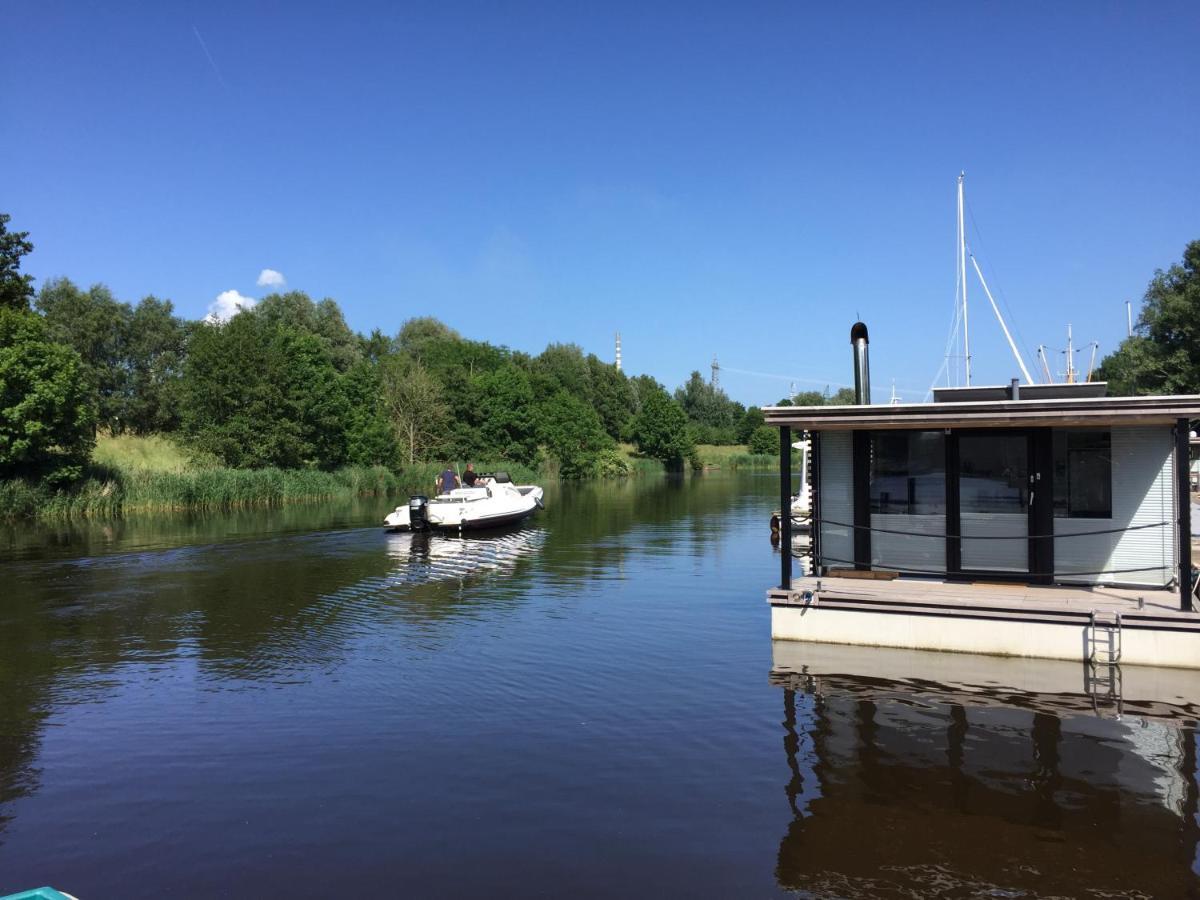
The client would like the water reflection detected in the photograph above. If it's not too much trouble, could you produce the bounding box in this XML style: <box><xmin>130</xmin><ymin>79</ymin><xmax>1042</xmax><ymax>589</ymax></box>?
<box><xmin>771</xmin><ymin>641</ymin><xmax>1200</xmax><ymax>896</ymax></box>
<box><xmin>0</xmin><ymin>474</ymin><xmax>772</xmax><ymax>860</ymax></box>
<box><xmin>382</xmin><ymin>528</ymin><xmax>547</xmax><ymax>584</ymax></box>
<box><xmin>7</xmin><ymin>473</ymin><xmax>1199</xmax><ymax>896</ymax></box>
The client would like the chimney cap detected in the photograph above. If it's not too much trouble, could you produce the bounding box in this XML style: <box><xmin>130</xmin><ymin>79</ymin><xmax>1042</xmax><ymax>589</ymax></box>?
<box><xmin>850</xmin><ymin>322</ymin><xmax>869</xmax><ymax>343</ymax></box>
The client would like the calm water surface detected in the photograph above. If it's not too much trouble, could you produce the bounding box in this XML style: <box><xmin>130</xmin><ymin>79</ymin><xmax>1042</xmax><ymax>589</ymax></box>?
<box><xmin>1</xmin><ymin>475</ymin><xmax>1198</xmax><ymax>897</ymax></box>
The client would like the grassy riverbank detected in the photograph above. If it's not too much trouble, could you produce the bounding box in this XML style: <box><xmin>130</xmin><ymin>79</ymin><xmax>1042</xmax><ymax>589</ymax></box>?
<box><xmin>693</xmin><ymin>444</ymin><xmax>777</xmax><ymax>470</ymax></box>
<box><xmin>0</xmin><ymin>435</ymin><xmax>539</xmax><ymax>523</ymax></box>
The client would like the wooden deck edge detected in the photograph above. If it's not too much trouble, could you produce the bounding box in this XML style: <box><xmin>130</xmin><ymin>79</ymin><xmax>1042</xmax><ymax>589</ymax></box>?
<box><xmin>766</xmin><ymin>589</ymin><xmax>1200</xmax><ymax>633</ymax></box>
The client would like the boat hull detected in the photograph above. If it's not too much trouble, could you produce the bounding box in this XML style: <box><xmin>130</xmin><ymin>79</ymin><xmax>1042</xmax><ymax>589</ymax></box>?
<box><xmin>432</xmin><ymin>507</ymin><xmax>538</xmax><ymax>531</ymax></box>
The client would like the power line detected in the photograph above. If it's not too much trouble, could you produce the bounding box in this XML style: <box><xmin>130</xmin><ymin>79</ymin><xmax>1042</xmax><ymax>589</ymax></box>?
<box><xmin>720</xmin><ymin>364</ymin><xmax>926</xmax><ymax>398</ymax></box>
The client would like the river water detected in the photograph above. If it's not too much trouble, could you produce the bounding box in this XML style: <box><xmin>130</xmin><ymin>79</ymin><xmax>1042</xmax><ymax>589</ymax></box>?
<box><xmin>0</xmin><ymin>474</ymin><xmax>1197</xmax><ymax>897</ymax></box>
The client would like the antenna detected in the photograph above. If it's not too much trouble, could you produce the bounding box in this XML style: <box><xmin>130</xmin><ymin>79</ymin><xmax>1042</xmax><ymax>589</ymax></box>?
<box><xmin>711</xmin><ymin>354</ymin><xmax>720</xmax><ymax>390</ymax></box>
<box><xmin>615</xmin><ymin>332</ymin><xmax>622</xmax><ymax>371</ymax></box>
<box><xmin>890</xmin><ymin>380</ymin><xmax>899</xmax><ymax>405</ymax></box>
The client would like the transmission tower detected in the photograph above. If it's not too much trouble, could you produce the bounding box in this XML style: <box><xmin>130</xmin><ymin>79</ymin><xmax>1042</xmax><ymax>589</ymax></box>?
<box><xmin>711</xmin><ymin>354</ymin><xmax>720</xmax><ymax>389</ymax></box>
<box><xmin>615</xmin><ymin>332</ymin><xmax>622</xmax><ymax>371</ymax></box>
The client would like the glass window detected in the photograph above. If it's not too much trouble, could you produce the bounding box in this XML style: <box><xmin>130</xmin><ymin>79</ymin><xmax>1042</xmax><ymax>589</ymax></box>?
<box><xmin>870</xmin><ymin>431</ymin><xmax>945</xmax><ymax>515</ymax></box>
<box><xmin>958</xmin><ymin>434</ymin><xmax>1028</xmax><ymax>514</ymax></box>
<box><xmin>1052</xmin><ymin>430</ymin><xmax>1112</xmax><ymax>519</ymax></box>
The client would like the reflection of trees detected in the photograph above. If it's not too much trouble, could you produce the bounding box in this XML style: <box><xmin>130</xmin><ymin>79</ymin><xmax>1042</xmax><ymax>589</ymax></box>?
<box><xmin>773</xmin><ymin>676</ymin><xmax>1200</xmax><ymax>897</ymax></box>
<box><xmin>538</xmin><ymin>473</ymin><xmax>771</xmax><ymax>580</ymax></box>
<box><xmin>0</xmin><ymin>473</ymin><xmax>777</xmax><ymax>842</ymax></box>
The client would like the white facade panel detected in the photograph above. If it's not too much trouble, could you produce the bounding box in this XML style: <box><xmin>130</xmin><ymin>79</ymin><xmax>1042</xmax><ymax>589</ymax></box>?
<box><xmin>961</xmin><ymin>513</ymin><xmax>1027</xmax><ymax>572</ymax></box>
<box><xmin>818</xmin><ymin>432</ymin><xmax>853</xmax><ymax>569</ymax></box>
<box><xmin>871</xmin><ymin>514</ymin><xmax>945</xmax><ymax>573</ymax></box>
<box><xmin>1054</xmin><ymin>425</ymin><xmax>1175</xmax><ymax>587</ymax></box>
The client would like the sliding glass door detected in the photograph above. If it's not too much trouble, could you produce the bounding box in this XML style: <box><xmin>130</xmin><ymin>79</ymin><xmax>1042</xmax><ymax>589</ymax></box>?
<box><xmin>954</xmin><ymin>432</ymin><xmax>1031</xmax><ymax>575</ymax></box>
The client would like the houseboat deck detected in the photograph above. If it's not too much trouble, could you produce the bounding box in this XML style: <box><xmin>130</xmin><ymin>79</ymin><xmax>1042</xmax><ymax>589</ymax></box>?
<box><xmin>770</xmin><ymin>575</ymin><xmax>1200</xmax><ymax>628</ymax></box>
<box><xmin>769</xmin><ymin>575</ymin><xmax>1200</xmax><ymax>668</ymax></box>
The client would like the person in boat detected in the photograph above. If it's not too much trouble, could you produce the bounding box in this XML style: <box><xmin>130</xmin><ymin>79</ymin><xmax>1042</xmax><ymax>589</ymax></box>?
<box><xmin>436</xmin><ymin>465</ymin><xmax>459</xmax><ymax>494</ymax></box>
<box><xmin>462</xmin><ymin>463</ymin><xmax>481</xmax><ymax>487</ymax></box>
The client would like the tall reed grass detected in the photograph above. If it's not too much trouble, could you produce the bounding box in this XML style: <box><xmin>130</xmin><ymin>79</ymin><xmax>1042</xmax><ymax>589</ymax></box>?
<box><xmin>694</xmin><ymin>444</ymin><xmax>778</xmax><ymax>470</ymax></box>
<box><xmin>0</xmin><ymin>465</ymin><xmax>402</xmax><ymax>522</ymax></box>
<box><xmin>0</xmin><ymin>459</ymin><xmax>547</xmax><ymax>523</ymax></box>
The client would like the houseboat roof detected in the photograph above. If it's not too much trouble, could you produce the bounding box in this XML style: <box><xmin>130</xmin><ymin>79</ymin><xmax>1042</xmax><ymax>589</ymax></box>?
<box><xmin>763</xmin><ymin>392</ymin><xmax>1200</xmax><ymax>431</ymax></box>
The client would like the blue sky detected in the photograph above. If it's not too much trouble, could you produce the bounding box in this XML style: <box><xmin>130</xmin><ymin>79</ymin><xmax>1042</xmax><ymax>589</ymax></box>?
<box><xmin>7</xmin><ymin>2</ymin><xmax>1199</xmax><ymax>404</ymax></box>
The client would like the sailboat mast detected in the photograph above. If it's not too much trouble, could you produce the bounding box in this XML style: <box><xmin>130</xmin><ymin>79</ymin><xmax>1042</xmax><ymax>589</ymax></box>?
<box><xmin>1065</xmin><ymin>324</ymin><xmax>1075</xmax><ymax>384</ymax></box>
<box><xmin>958</xmin><ymin>172</ymin><xmax>971</xmax><ymax>386</ymax></box>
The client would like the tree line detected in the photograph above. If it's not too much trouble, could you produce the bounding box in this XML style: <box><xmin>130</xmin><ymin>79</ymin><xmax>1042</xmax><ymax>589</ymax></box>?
<box><xmin>0</xmin><ymin>213</ymin><xmax>772</xmax><ymax>485</ymax></box>
<box><xmin>1096</xmin><ymin>240</ymin><xmax>1200</xmax><ymax>396</ymax></box>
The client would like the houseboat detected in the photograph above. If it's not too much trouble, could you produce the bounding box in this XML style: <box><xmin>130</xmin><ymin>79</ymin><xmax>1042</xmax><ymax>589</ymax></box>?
<box><xmin>766</xmin><ymin>323</ymin><xmax>1200</xmax><ymax>670</ymax></box>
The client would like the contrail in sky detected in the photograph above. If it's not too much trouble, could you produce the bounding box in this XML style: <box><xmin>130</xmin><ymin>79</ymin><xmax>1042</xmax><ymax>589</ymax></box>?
<box><xmin>191</xmin><ymin>24</ymin><xmax>228</xmax><ymax>89</ymax></box>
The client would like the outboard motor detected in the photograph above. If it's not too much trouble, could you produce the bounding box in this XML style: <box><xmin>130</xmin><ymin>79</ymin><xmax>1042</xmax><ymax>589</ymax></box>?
<box><xmin>408</xmin><ymin>495</ymin><xmax>429</xmax><ymax>531</ymax></box>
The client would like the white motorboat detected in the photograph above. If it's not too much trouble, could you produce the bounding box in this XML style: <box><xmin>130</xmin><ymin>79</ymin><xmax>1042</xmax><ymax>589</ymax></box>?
<box><xmin>789</xmin><ymin>438</ymin><xmax>811</xmax><ymax>527</ymax></box>
<box><xmin>771</xmin><ymin>439</ymin><xmax>811</xmax><ymax>534</ymax></box>
<box><xmin>384</xmin><ymin>472</ymin><xmax>544</xmax><ymax>532</ymax></box>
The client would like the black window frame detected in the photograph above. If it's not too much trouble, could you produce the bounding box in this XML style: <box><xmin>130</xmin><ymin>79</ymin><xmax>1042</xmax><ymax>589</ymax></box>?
<box><xmin>1052</xmin><ymin>429</ymin><xmax>1112</xmax><ymax>519</ymax></box>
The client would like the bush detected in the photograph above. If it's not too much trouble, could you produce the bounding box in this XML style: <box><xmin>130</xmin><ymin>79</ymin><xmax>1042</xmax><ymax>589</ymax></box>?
<box><xmin>631</xmin><ymin>387</ymin><xmax>693</xmax><ymax>470</ymax></box>
<box><xmin>536</xmin><ymin>390</ymin><xmax>611</xmax><ymax>478</ymax></box>
<box><xmin>594</xmin><ymin>448</ymin><xmax>630</xmax><ymax>477</ymax></box>
<box><xmin>0</xmin><ymin>309</ymin><xmax>96</xmax><ymax>481</ymax></box>
<box><xmin>748</xmin><ymin>425</ymin><xmax>780</xmax><ymax>456</ymax></box>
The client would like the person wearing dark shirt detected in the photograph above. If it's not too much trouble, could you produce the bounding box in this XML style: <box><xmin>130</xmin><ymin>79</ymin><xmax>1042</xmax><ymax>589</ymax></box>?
<box><xmin>463</xmin><ymin>463</ymin><xmax>480</xmax><ymax>487</ymax></box>
<box><xmin>437</xmin><ymin>466</ymin><xmax>459</xmax><ymax>494</ymax></box>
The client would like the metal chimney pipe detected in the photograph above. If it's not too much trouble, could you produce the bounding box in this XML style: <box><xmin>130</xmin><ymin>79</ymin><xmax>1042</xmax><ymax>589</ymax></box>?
<box><xmin>850</xmin><ymin>322</ymin><xmax>870</xmax><ymax>404</ymax></box>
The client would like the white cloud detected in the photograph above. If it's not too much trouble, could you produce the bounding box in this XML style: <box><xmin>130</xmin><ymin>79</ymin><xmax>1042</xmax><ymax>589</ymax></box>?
<box><xmin>206</xmin><ymin>289</ymin><xmax>257</xmax><ymax>323</ymax></box>
<box><xmin>256</xmin><ymin>268</ymin><xmax>286</xmax><ymax>288</ymax></box>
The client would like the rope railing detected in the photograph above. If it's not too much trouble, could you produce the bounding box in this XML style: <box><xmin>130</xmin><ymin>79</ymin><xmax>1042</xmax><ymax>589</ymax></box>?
<box><xmin>807</xmin><ymin>516</ymin><xmax>1171</xmax><ymax>542</ymax></box>
<box><xmin>811</xmin><ymin>553</ymin><xmax>1172</xmax><ymax>580</ymax></box>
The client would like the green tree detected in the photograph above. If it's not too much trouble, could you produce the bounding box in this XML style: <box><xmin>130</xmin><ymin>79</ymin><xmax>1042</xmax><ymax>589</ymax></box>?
<box><xmin>674</xmin><ymin>370</ymin><xmax>743</xmax><ymax>442</ymax></box>
<box><xmin>1097</xmin><ymin>240</ymin><xmax>1200</xmax><ymax>395</ymax></box>
<box><xmin>397</xmin><ymin>317</ymin><xmax>462</xmax><ymax>356</ymax></box>
<box><xmin>792</xmin><ymin>390</ymin><xmax>826</xmax><ymax>406</ymax></box>
<box><xmin>0</xmin><ymin>309</ymin><xmax>96</xmax><ymax>480</ymax></box>
<box><xmin>532</xmin><ymin>343</ymin><xmax>593</xmax><ymax>403</ymax></box>
<box><xmin>359</xmin><ymin>328</ymin><xmax>395</xmax><ymax>363</ymax></box>
<box><xmin>254</xmin><ymin>292</ymin><xmax>361</xmax><ymax>372</ymax></box>
<box><xmin>0</xmin><ymin>214</ymin><xmax>35</xmax><ymax>312</ymax></box>
<box><xmin>35</xmin><ymin>278</ymin><xmax>133</xmax><ymax>432</ymax></box>
<box><xmin>736</xmin><ymin>406</ymin><xmax>764</xmax><ymax>444</ymax></box>
<box><xmin>379</xmin><ymin>356</ymin><xmax>447</xmax><ymax>465</ymax></box>
<box><xmin>790</xmin><ymin>386</ymin><xmax>857</xmax><ymax>406</ymax></box>
<box><xmin>125</xmin><ymin>296</ymin><xmax>188</xmax><ymax>433</ymax></box>
<box><xmin>469</xmin><ymin>365</ymin><xmax>538</xmax><ymax>461</ymax></box>
<box><xmin>632</xmin><ymin>386</ymin><xmax>693</xmax><ymax>470</ymax></box>
<box><xmin>587</xmin><ymin>354</ymin><xmax>637</xmax><ymax>441</ymax></box>
<box><xmin>181</xmin><ymin>315</ymin><xmax>348</xmax><ymax>468</ymax></box>
<box><xmin>342</xmin><ymin>359</ymin><xmax>396</xmax><ymax>467</ymax></box>
<box><xmin>536</xmin><ymin>390</ymin><xmax>611</xmax><ymax>478</ymax></box>
<box><xmin>748</xmin><ymin>425</ymin><xmax>780</xmax><ymax>456</ymax></box>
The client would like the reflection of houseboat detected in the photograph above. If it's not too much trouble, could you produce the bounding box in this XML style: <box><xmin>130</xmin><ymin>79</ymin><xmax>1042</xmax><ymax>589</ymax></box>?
<box><xmin>769</xmin><ymin>641</ymin><xmax>1200</xmax><ymax>896</ymax></box>
<box><xmin>765</xmin><ymin>323</ymin><xmax>1200</xmax><ymax>668</ymax></box>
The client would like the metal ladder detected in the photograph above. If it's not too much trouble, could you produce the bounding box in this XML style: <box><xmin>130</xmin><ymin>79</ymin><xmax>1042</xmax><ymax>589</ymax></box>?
<box><xmin>1086</xmin><ymin>610</ymin><xmax>1123</xmax><ymax>719</ymax></box>
<box><xmin>1087</xmin><ymin>610</ymin><xmax>1122</xmax><ymax>665</ymax></box>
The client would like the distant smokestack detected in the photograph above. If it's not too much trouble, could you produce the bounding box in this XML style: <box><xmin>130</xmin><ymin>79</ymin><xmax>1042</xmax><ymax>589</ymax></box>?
<box><xmin>850</xmin><ymin>322</ymin><xmax>870</xmax><ymax>404</ymax></box>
